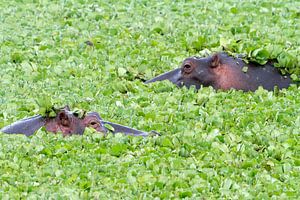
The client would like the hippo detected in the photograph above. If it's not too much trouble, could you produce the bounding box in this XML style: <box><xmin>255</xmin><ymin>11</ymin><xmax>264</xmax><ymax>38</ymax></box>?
<box><xmin>145</xmin><ymin>52</ymin><xmax>293</xmax><ymax>91</ymax></box>
<box><xmin>1</xmin><ymin>106</ymin><xmax>158</xmax><ymax>137</ymax></box>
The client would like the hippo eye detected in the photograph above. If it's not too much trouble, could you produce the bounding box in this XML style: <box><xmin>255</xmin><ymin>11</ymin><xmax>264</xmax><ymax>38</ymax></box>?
<box><xmin>90</xmin><ymin>121</ymin><xmax>97</xmax><ymax>125</ymax></box>
<box><xmin>183</xmin><ymin>64</ymin><xmax>193</xmax><ymax>73</ymax></box>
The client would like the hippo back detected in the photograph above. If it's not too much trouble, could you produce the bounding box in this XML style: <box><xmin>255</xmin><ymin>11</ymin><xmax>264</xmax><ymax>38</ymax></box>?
<box><xmin>245</xmin><ymin>62</ymin><xmax>292</xmax><ymax>91</ymax></box>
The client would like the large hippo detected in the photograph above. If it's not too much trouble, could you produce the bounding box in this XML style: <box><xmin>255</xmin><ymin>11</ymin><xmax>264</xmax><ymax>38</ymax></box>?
<box><xmin>146</xmin><ymin>52</ymin><xmax>293</xmax><ymax>91</ymax></box>
<box><xmin>1</xmin><ymin>106</ymin><xmax>158</xmax><ymax>137</ymax></box>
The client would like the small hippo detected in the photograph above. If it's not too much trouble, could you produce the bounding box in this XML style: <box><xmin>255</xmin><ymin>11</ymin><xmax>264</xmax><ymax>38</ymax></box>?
<box><xmin>1</xmin><ymin>106</ymin><xmax>158</xmax><ymax>137</ymax></box>
<box><xmin>146</xmin><ymin>52</ymin><xmax>293</xmax><ymax>91</ymax></box>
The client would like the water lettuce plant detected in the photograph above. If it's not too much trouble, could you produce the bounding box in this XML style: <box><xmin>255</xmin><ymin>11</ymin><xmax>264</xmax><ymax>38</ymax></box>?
<box><xmin>0</xmin><ymin>0</ymin><xmax>300</xmax><ymax>198</ymax></box>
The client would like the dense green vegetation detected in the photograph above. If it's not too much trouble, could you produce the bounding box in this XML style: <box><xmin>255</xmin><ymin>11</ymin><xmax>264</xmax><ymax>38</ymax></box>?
<box><xmin>0</xmin><ymin>0</ymin><xmax>300</xmax><ymax>198</ymax></box>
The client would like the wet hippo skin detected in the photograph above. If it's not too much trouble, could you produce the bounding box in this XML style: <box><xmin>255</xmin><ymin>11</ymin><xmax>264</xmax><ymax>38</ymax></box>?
<box><xmin>146</xmin><ymin>52</ymin><xmax>293</xmax><ymax>91</ymax></box>
<box><xmin>1</xmin><ymin>106</ymin><xmax>158</xmax><ymax>137</ymax></box>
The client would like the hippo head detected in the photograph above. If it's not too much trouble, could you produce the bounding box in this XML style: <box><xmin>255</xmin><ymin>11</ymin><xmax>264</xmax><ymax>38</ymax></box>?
<box><xmin>145</xmin><ymin>54</ymin><xmax>221</xmax><ymax>89</ymax></box>
<box><xmin>45</xmin><ymin>108</ymin><xmax>109</xmax><ymax>136</ymax></box>
<box><xmin>83</xmin><ymin>112</ymin><xmax>107</xmax><ymax>133</ymax></box>
<box><xmin>45</xmin><ymin>107</ymin><xmax>85</xmax><ymax>135</ymax></box>
<box><xmin>1</xmin><ymin>106</ymin><xmax>158</xmax><ymax>137</ymax></box>
<box><xmin>0</xmin><ymin>106</ymin><xmax>89</xmax><ymax>136</ymax></box>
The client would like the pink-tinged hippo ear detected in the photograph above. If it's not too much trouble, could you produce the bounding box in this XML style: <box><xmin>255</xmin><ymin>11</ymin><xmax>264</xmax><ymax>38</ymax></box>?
<box><xmin>58</xmin><ymin>111</ymin><xmax>70</xmax><ymax>127</ymax></box>
<box><xmin>56</xmin><ymin>110</ymin><xmax>74</xmax><ymax>135</ymax></box>
<box><xmin>211</xmin><ymin>54</ymin><xmax>220</xmax><ymax>68</ymax></box>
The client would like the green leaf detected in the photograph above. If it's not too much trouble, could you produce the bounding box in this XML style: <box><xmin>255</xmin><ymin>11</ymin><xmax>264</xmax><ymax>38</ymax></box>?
<box><xmin>230</xmin><ymin>7</ymin><xmax>238</xmax><ymax>14</ymax></box>
<box><xmin>104</xmin><ymin>123</ymin><xmax>115</xmax><ymax>132</ymax></box>
<box><xmin>117</xmin><ymin>67</ymin><xmax>127</xmax><ymax>77</ymax></box>
<box><xmin>242</xmin><ymin>66</ymin><xmax>248</xmax><ymax>73</ymax></box>
<box><xmin>1</xmin><ymin>1</ymin><xmax>300</xmax><ymax>198</ymax></box>
<box><xmin>110</xmin><ymin>143</ymin><xmax>127</xmax><ymax>157</ymax></box>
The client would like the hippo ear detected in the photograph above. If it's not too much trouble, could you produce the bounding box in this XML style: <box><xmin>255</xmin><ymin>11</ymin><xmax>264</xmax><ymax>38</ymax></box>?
<box><xmin>211</xmin><ymin>54</ymin><xmax>220</xmax><ymax>68</ymax></box>
<box><xmin>57</xmin><ymin>111</ymin><xmax>70</xmax><ymax>127</ymax></box>
<box><xmin>55</xmin><ymin>111</ymin><xmax>76</xmax><ymax>135</ymax></box>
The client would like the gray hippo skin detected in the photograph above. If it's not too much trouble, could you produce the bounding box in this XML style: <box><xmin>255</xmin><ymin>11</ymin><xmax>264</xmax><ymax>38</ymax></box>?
<box><xmin>146</xmin><ymin>52</ymin><xmax>293</xmax><ymax>91</ymax></box>
<box><xmin>1</xmin><ymin>107</ymin><xmax>159</xmax><ymax>137</ymax></box>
